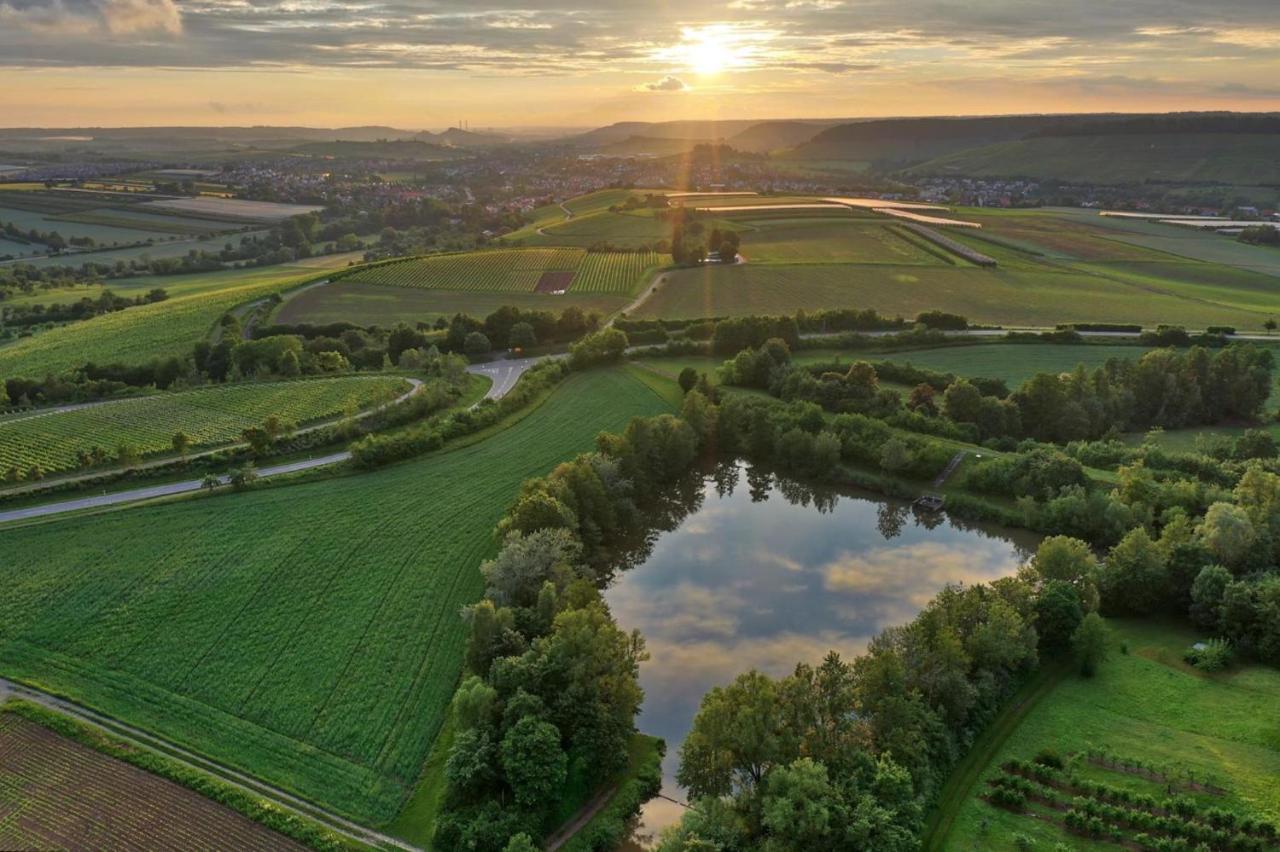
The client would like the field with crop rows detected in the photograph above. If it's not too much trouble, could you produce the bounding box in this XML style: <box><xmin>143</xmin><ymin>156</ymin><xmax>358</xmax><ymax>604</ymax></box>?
<box><xmin>0</xmin><ymin>261</ymin><xmax>349</xmax><ymax>378</ymax></box>
<box><xmin>737</xmin><ymin>220</ymin><xmax>944</xmax><ymax>265</ymax></box>
<box><xmin>0</xmin><ymin>367</ymin><xmax>674</xmax><ymax>823</ymax></box>
<box><xmin>342</xmin><ymin>248</ymin><xmax>661</xmax><ymax>296</ymax></box>
<box><xmin>0</xmin><ymin>712</ymin><xmax>305</xmax><ymax>851</ymax></box>
<box><xmin>0</xmin><ymin>375</ymin><xmax>408</xmax><ymax>476</ymax></box>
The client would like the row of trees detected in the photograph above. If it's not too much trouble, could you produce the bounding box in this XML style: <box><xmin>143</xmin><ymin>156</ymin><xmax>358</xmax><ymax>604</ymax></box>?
<box><xmin>435</xmin><ymin>407</ymin><xmax>704</xmax><ymax>849</ymax></box>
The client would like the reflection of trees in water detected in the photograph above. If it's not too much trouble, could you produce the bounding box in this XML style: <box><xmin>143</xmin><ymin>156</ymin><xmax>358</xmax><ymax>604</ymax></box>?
<box><xmin>877</xmin><ymin>502</ymin><xmax>908</xmax><ymax>539</ymax></box>
<box><xmin>609</xmin><ymin>456</ymin><xmax>1038</xmax><ymax>585</ymax></box>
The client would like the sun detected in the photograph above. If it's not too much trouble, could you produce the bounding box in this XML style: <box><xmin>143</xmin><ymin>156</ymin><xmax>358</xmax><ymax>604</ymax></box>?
<box><xmin>676</xmin><ymin>26</ymin><xmax>746</xmax><ymax>76</ymax></box>
<box><xmin>689</xmin><ymin>34</ymin><xmax>733</xmax><ymax>75</ymax></box>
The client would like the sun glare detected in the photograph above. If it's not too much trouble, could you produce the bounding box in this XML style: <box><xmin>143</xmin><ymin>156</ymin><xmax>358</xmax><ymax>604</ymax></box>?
<box><xmin>670</xmin><ymin>25</ymin><xmax>753</xmax><ymax>76</ymax></box>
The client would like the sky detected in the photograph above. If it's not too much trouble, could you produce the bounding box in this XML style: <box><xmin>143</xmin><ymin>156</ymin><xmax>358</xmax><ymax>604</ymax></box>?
<box><xmin>1</xmin><ymin>0</ymin><xmax>1279</xmax><ymax>129</ymax></box>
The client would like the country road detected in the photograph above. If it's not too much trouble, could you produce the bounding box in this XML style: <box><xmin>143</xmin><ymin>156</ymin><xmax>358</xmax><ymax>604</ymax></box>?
<box><xmin>0</xmin><ymin>376</ymin><xmax>424</xmax><ymax>502</ymax></box>
<box><xmin>0</xmin><ymin>677</ymin><xmax>422</xmax><ymax>852</ymax></box>
<box><xmin>0</xmin><ymin>361</ymin><xmax>540</xmax><ymax>525</ymax></box>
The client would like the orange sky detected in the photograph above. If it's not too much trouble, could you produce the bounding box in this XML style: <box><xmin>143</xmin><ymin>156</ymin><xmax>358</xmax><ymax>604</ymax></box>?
<box><xmin>1</xmin><ymin>2</ymin><xmax>1277</xmax><ymax>128</ymax></box>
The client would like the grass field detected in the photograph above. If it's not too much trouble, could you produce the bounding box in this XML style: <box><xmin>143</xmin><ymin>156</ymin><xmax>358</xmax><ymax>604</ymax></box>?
<box><xmin>274</xmin><ymin>280</ymin><xmax>630</xmax><ymax>326</ymax></box>
<box><xmin>933</xmin><ymin>619</ymin><xmax>1280</xmax><ymax>851</ymax></box>
<box><xmin>341</xmin><ymin>248</ymin><xmax>661</xmax><ymax>296</ymax></box>
<box><xmin>738</xmin><ymin>220</ymin><xmax>944</xmax><ymax>265</ymax></box>
<box><xmin>0</xmin><ymin>367</ymin><xmax>674</xmax><ymax>824</ymax></box>
<box><xmin>0</xmin><ymin>259</ymin><xmax>355</xmax><ymax>377</ymax></box>
<box><xmin>0</xmin><ymin>711</ymin><xmax>304</xmax><ymax>850</ymax></box>
<box><xmin>0</xmin><ymin>375</ymin><xmax>408</xmax><ymax>476</ymax></box>
<box><xmin>631</xmin><ymin>256</ymin><xmax>1280</xmax><ymax>328</ymax></box>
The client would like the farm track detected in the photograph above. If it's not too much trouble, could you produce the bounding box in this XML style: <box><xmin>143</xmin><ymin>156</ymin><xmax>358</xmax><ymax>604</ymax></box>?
<box><xmin>0</xmin><ymin>357</ymin><xmax>547</xmax><ymax>524</ymax></box>
<box><xmin>0</xmin><ymin>677</ymin><xmax>423</xmax><ymax>852</ymax></box>
<box><xmin>0</xmin><ymin>376</ymin><xmax>423</xmax><ymax>502</ymax></box>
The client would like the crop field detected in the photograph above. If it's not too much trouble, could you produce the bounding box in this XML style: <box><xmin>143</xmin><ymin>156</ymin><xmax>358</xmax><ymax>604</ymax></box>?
<box><xmin>0</xmin><ymin>375</ymin><xmax>408</xmax><ymax>476</ymax></box>
<box><xmin>934</xmin><ymin>620</ymin><xmax>1280</xmax><ymax>850</ymax></box>
<box><xmin>0</xmin><ymin>712</ymin><xmax>304</xmax><ymax>851</ymax></box>
<box><xmin>140</xmin><ymin>198</ymin><xmax>324</xmax><ymax>222</ymax></box>
<box><xmin>342</xmin><ymin>248</ymin><xmax>661</xmax><ymax>296</ymax></box>
<box><xmin>0</xmin><ymin>367</ymin><xmax>674</xmax><ymax>823</ymax></box>
<box><xmin>632</xmin><ymin>253</ymin><xmax>1280</xmax><ymax>328</ymax></box>
<box><xmin>0</xmin><ymin>259</ymin><xmax>353</xmax><ymax>378</ymax></box>
<box><xmin>52</xmin><ymin>209</ymin><xmax>232</xmax><ymax>237</ymax></box>
<box><xmin>274</xmin><ymin>281</ymin><xmax>630</xmax><ymax>327</ymax></box>
<box><xmin>0</xmin><ymin>206</ymin><xmax>192</xmax><ymax>247</ymax></box>
<box><xmin>738</xmin><ymin>220</ymin><xmax>945</xmax><ymax>265</ymax></box>
<box><xmin>0</xmin><ymin>189</ymin><xmax>149</xmax><ymax>214</ymax></box>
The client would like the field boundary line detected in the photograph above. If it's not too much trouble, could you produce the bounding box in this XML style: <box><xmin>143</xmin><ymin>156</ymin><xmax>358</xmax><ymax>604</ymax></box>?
<box><xmin>0</xmin><ymin>677</ymin><xmax>422</xmax><ymax>851</ymax></box>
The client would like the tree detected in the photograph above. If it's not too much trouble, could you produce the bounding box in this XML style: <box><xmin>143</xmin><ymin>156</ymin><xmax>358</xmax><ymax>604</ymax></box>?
<box><xmin>116</xmin><ymin>443</ymin><xmax>140</xmax><ymax>468</ymax></box>
<box><xmin>503</xmin><ymin>835</ymin><xmax>539</xmax><ymax>852</ymax></box>
<box><xmin>464</xmin><ymin>331</ymin><xmax>492</xmax><ymax>356</ymax></box>
<box><xmin>452</xmin><ymin>676</ymin><xmax>498</xmax><ymax>732</ymax></box>
<box><xmin>201</xmin><ymin>474</ymin><xmax>221</xmax><ymax>492</ymax></box>
<box><xmin>508</xmin><ymin>322</ymin><xmax>537</xmax><ymax>349</ymax></box>
<box><xmin>1028</xmin><ymin>536</ymin><xmax>1099</xmax><ymax>608</ymax></box>
<box><xmin>279</xmin><ymin>348</ymin><xmax>302</xmax><ymax>377</ymax></box>
<box><xmin>172</xmin><ymin>431</ymin><xmax>192</xmax><ymax>458</ymax></box>
<box><xmin>678</xmin><ymin>669</ymin><xmax>794</xmax><ymax>798</ymax></box>
<box><xmin>878</xmin><ymin>437</ymin><xmax>911</xmax><ymax>474</ymax></box>
<box><xmin>1197</xmin><ymin>502</ymin><xmax>1256</xmax><ymax>570</ymax></box>
<box><xmin>1098</xmin><ymin>527</ymin><xmax>1167</xmax><ymax>614</ymax></box>
<box><xmin>1036</xmin><ymin>580</ymin><xmax>1083</xmax><ymax>652</ymax></box>
<box><xmin>500</xmin><ymin>716</ymin><xmax>567</xmax><ymax>809</ymax></box>
<box><xmin>228</xmin><ymin>464</ymin><xmax>258</xmax><ymax>489</ymax></box>
<box><xmin>568</xmin><ymin>328</ymin><xmax>628</xmax><ymax>369</ymax></box>
<box><xmin>1190</xmin><ymin>564</ymin><xmax>1232</xmax><ymax>630</ymax></box>
<box><xmin>761</xmin><ymin>758</ymin><xmax>838</xmax><ymax>849</ymax></box>
<box><xmin>1266</xmin><ymin>319</ymin><xmax>1278</xmax><ymax>335</ymax></box>
<box><xmin>1071</xmin><ymin>612</ymin><xmax>1111</xmax><ymax>677</ymax></box>
<box><xmin>678</xmin><ymin>367</ymin><xmax>699</xmax><ymax>394</ymax></box>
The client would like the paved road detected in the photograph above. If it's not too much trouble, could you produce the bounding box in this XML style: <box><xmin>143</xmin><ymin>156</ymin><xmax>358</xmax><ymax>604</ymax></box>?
<box><xmin>0</xmin><ymin>677</ymin><xmax>421</xmax><ymax>852</ymax></box>
<box><xmin>0</xmin><ymin>377</ymin><xmax>422</xmax><ymax>502</ymax></box>
<box><xmin>0</xmin><ymin>453</ymin><xmax>352</xmax><ymax>525</ymax></box>
<box><xmin>0</xmin><ymin>360</ymin><xmax>545</xmax><ymax>526</ymax></box>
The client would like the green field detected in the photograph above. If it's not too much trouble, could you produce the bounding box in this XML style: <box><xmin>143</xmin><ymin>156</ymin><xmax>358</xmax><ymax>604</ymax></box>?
<box><xmin>0</xmin><ymin>367</ymin><xmax>673</xmax><ymax>824</ymax></box>
<box><xmin>0</xmin><ymin>259</ymin><xmax>357</xmax><ymax>378</ymax></box>
<box><xmin>631</xmin><ymin>254</ymin><xmax>1280</xmax><ymax>328</ymax></box>
<box><xmin>274</xmin><ymin>280</ymin><xmax>630</xmax><ymax>326</ymax></box>
<box><xmin>737</xmin><ymin>219</ymin><xmax>944</xmax><ymax>265</ymax></box>
<box><xmin>934</xmin><ymin>620</ymin><xmax>1280</xmax><ymax>850</ymax></box>
<box><xmin>340</xmin><ymin>248</ymin><xmax>661</xmax><ymax>296</ymax></box>
<box><xmin>0</xmin><ymin>375</ymin><xmax>408</xmax><ymax>476</ymax></box>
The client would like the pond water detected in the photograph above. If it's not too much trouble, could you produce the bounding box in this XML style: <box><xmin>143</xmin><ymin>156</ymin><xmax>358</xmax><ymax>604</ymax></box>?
<box><xmin>604</xmin><ymin>462</ymin><xmax>1038</xmax><ymax>846</ymax></box>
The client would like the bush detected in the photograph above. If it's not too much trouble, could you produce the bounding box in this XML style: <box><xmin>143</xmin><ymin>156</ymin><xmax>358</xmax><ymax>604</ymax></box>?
<box><xmin>1184</xmin><ymin>638</ymin><xmax>1233</xmax><ymax>672</ymax></box>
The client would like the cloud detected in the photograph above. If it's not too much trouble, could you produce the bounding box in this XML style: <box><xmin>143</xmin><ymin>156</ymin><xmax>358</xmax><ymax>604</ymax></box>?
<box><xmin>639</xmin><ymin>74</ymin><xmax>688</xmax><ymax>92</ymax></box>
<box><xmin>0</xmin><ymin>0</ymin><xmax>180</xmax><ymax>37</ymax></box>
<box><xmin>102</xmin><ymin>0</ymin><xmax>181</xmax><ymax>35</ymax></box>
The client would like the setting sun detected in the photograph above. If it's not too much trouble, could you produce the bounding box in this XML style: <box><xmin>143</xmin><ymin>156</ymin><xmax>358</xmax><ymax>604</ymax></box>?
<box><xmin>688</xmin><ymin>32</ymin><xmax>734</xmax><ymax>74</ymax></box>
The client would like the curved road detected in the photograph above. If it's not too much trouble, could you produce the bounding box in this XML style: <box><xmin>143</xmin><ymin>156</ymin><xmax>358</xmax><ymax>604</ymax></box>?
<box><xmin>0</xmin><ymin>363</ymin><xmax>543</xmax><ymax>525</ymax></box>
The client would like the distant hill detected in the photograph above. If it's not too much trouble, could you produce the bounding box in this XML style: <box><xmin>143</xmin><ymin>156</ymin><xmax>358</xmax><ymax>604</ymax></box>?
<box><xmin>421</xmin><ymin>127</ymin><xmax>511</xmax><ymax>148</ymax></box>
<box><xmin>288</xmin><ymin>139</ymin><xmax>466</xmax><ymax>160</ymax></box>
<box><xmin>726</xmin><ymin>120</ymin><xmax>832</xmax><ymax>152</ymax></box>
<box><xmin>907</xmin><ymin>131</ymin><xmax>1280</xmax><ymax>185</ymax></box>
<box><xmin>568</xmin><ymin>119</ymin><xmax>840</xmax><ymax>150</ymax></box>
<box><xmin>599</xmin><ymin>135</ymin><xmax>710</xmax><ymax>157</ymax></box>
<box><xmin>782</xmin><ymin>115</ymin><xmax>1080</xmax><ymax>164</ymax></box>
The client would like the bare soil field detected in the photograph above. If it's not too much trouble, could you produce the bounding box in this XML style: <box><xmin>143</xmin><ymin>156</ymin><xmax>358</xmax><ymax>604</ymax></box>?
<box><xmin>0</xmin><ymin>713</ymin><xmax>304</xmax><ymax>851</ymax></box>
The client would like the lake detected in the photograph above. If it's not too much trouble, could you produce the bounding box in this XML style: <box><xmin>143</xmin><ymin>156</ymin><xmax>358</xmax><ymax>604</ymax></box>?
<box><xmin>604</xmin><ymin>462</ymin><xmax>1039</xmax><ymax>845</ymax></box>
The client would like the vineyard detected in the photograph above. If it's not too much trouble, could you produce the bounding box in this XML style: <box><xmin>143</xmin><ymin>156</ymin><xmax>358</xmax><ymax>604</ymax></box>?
<box><xmin>0</xmin><ymin>375</ymin><xmax>408</xmax><ymax>477</ymax></box>
<box><xmin>0</xmin><ymin>263</ymin><xmax>336</xmax><ymax>378</ymax></box>
<box><xmin>0</xmin><ymin>367</ymin><xmax>674</xmax><ymax>823</ymax></box>
<box><xmin>342</xmin><ymin>248</ymin><xmax>662</xmax><ymax>295</ymax></box>
<box><xmin>0</xmin><ymin>713</ymin><xmax>304</xmax><ymax>851</ymax></box>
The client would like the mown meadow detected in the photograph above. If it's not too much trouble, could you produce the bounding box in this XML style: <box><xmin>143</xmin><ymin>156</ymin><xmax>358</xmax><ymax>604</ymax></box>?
<box><xmin>0</xmin><ymin>367</ymin><xmax>673</xmax><ymax>824</ymax></box>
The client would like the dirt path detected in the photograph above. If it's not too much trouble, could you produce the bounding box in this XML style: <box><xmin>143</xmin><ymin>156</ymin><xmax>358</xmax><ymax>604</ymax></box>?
<box><xmin>609</xmin><ymin>269</ymin><xmax>670</xmax><ymax>324</ymax></box>
<box><xmin>544</xmin><ymin>784</ymin><xmax>618</xmax><ymax>852</ymax></box>
<box><xmin>0</xmin><ymin>677</ymin><xmax>422</xmax><ymax>852</ymax></box>
<box><xmin>933</xmin><ymin>450</ymin><xmax>968</xmax><ymax>488</ymax></box>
